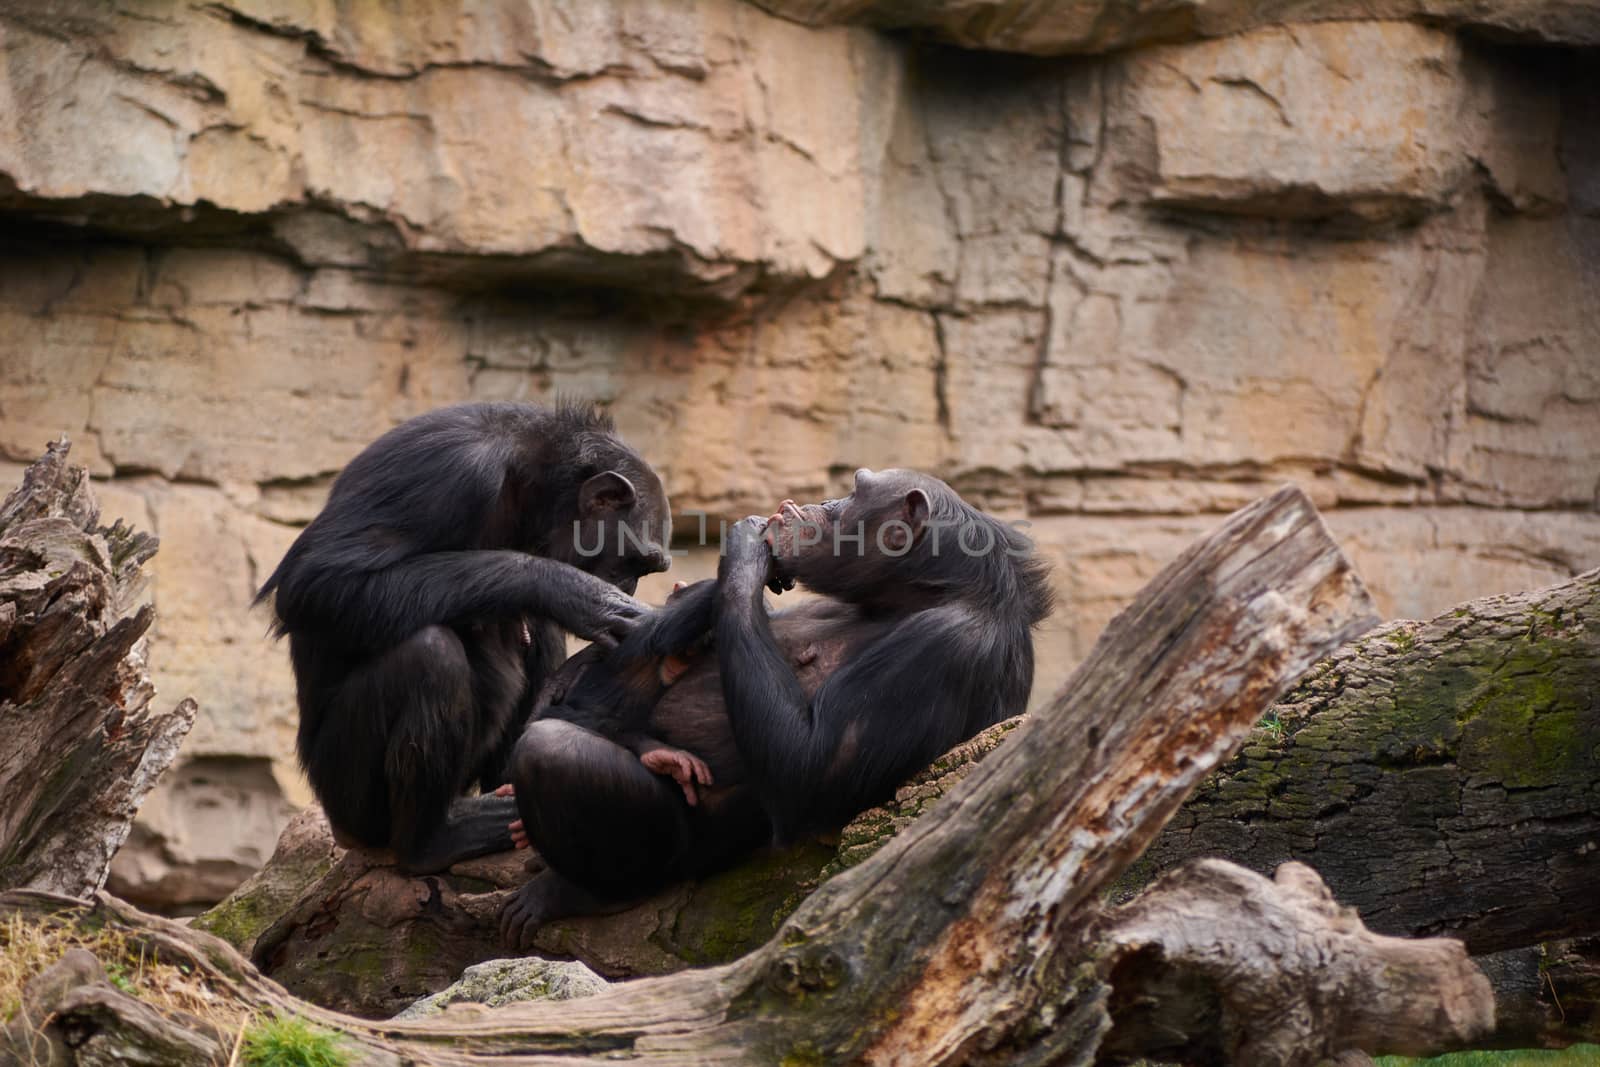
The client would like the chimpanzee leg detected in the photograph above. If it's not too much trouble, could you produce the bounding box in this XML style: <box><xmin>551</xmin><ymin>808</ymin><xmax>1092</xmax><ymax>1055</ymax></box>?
<box><xmin>499</xmin><ymin>718</ymin><xmax>691</xmax><ymax>948</ymax></box>
<box><xmin>512</xmin><ymin>718</ymin><xmax>691</xmax><ymax>891</ymax></box>
<box><xmin>500</xmin><ymin>786</ymin><xmax>773</xmax><ymax>950</ymax></box>
<box><xmin>396</xmin><ymin>793</ymin><xmax>520</xmax><ymax>874</ymax></box>
<box><xmin>371</xmin><ymin>625</ymin><xmax>516</xmax><ymax>874</ymax></box>
<box><xmin>288</xmin><ymin>633</ymin><xmax>390</xmax><ymax>851</ymax></box>
<box><xmin>680</xmin><ymin>788</ymin><xmax>772</xmax><ymax>879</ymax></box>
<box><xmin>472</xmin><ymin>619</ymin><xmax>567</xmax><ymax>793</ymax></box>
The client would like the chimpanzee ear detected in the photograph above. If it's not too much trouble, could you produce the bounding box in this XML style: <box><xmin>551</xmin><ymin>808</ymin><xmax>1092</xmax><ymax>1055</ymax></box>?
<box><xmin>881</xmin><ymin>488</ymin><xmax>930</xmax><ymax>552</ymax></box>
<box><xmin>580</xmin><ymin>470</ymin><xmax>637</xmax><ymax>515</ymax></box>
<box><xmin>903</xmin><ymin>488</ymin><xmax>930</xmax><ymax>539</ymax></box>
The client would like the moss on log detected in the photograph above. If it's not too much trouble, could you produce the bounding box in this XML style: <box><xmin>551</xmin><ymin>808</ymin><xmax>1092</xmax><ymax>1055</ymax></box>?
<box><xmin>1128</xmin><ymin>566</ymin><xmax>1600</xmax><ymax>957</ymax></box>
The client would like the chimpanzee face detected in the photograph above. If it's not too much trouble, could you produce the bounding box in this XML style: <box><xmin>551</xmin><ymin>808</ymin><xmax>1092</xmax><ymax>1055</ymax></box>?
<box><xmin>564</xmin><ymin>466</ymin><xmax>671</xmax><ymax>595</ymax></box>
<box><xmin>767</xmin><ymin>468</ymin><xmax>935</xmax><ymax>599</ymax></box>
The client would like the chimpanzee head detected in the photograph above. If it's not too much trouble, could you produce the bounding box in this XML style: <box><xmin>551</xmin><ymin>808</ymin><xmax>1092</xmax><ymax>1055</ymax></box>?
<box><xmin>566</xmin><ymin>461</ymin><xmax>671</xmax><ymax>595</ymax></box>
<box><xmin>766</xmin><ymin>467</ymin><xmax>1028</xmax><ymax>608</ymax></box>
<box><xmin>532</xmin><ymin>408</ymin><xmax>671</xmax><ymax>595</ymax></box>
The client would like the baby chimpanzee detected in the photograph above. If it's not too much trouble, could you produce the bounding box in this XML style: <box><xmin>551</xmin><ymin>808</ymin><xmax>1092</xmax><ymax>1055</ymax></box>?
<box><xmin>500</xmin><ymin>469</ymin><xmax>1051</xmax><ymax>948</ymax></box>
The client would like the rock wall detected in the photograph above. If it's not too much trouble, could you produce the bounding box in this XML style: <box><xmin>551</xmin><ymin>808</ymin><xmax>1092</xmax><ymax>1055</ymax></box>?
<box><xmin>0</xmin><ymin>0</ymin><xmax>1596</xmax><ymax>909</ymax></box>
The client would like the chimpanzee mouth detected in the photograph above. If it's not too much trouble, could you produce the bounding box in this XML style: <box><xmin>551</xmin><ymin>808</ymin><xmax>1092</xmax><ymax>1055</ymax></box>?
<box><xmin>766</xmin><ymin>500</ymin><xmax>834</xmax><ymax>574</ymax></box>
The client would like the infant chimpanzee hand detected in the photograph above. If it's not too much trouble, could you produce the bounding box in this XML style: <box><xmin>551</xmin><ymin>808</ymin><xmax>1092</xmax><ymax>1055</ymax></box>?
<box><xmin>493</xmin><ymin>783</ymin><xmax>530</xmax><ymax>850</ymax></box>
<box><xmin>639</xmin><ymin>745</ymin><xmax>714</xmax><ymax>806</ymax></box>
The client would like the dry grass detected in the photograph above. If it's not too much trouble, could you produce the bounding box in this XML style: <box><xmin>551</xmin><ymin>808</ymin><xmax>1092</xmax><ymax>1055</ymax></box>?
<box><xmin>0</xmin><ymin>910</ymin><xmax>251</xmax><ymax>1062</ymax></box>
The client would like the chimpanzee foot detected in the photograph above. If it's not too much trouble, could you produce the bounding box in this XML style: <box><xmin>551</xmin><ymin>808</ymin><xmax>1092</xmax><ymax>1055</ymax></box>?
<box><xmin>499</xmin><ymin>870</ymin><xmax>633</xmax><ymax>952</ymax></box>
<box><xmin>396</xmin><ymin>794</ymin><xmax>519</xmax><ymax>875</ymax></box>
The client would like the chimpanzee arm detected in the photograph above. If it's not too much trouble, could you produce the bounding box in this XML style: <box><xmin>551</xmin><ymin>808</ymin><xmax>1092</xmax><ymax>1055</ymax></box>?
<box><xmin>621</xmin><ymin>579</ymin><xmax>718</xmax><ymax>658</ymax></box>
<box><xmin>271</xmin><ymin>551</ymin><xmax>646</xmax><ymax>650</ymax></box>
<box><xmin>259</xmin><ymin>415</ymin><xmax>652</xmax><ymax>650</ymax></box>
<box><xmin>719</xmin><ymin>603</ymin><xmax>981</xmax><ymax>834</ymax></box>
<box><xmin>475</xmin><ymin>617</ymin><xmax>569</xmax><ymax>791</ymax></box>
<box><xmin>714</xmin><ymin>520</ymin><xmax>990</xmax><ymax>836</ymax></box>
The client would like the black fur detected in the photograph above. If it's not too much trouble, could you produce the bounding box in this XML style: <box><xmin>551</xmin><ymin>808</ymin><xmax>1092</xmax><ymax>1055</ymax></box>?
<box><xmin>258</xmin><ymin>401</ymin><xmax>670</xmax><ymax>873</ymax></box>
<box><xmin>500</xmin><ymin>468</ymin><xmax>1051</xmax><ymax>945</ymax></box>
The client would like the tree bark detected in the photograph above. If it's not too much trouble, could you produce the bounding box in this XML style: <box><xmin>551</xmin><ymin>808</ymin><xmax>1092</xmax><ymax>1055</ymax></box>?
<box><xmin>1095</xmin><ymin>860</ymin><xmax>1493</xmax><ymax>1065</ymax></box>
<box><xmin>9</xmin><ymin>485</ymin><xmax>1492</xmax><ymax>1067</ymax></box>
<box><xmin>0</xmin><ymin>438</ymin><xmax>196</xmax><ymax>897</ymax></box>
<box><xmin>1128</xmin><ymin>566</ymin><xmax>1600</xmax><ymax>956</ymax></box>
<box><xmin>1472</xmin><ymin>938</ymin><xmax>1600</xmax><ymax>1049</ymax></box>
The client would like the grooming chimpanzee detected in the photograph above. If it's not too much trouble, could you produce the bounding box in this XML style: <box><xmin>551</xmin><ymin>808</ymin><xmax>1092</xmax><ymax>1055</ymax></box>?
<box><xmin>500</xmin><ymin>468</ymin><xmax>1051</xmax><ymax>947</ymax></box>
<box><xmin>257</xmin><ymin>402</ymin><xmax>670</xmax><ymax>874</ymax></box>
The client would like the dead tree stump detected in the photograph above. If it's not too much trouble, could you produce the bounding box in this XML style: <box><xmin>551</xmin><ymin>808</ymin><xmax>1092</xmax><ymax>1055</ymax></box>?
<box><xmin>0</xmin><ymin>438</ymin><xmax>195</xmax><ymax>897</ymax></box>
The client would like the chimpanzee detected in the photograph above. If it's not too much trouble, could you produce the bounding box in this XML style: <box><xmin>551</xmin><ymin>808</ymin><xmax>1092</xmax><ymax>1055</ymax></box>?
<box><xmin>256</xmin><ymin>401</ymin><xmax>670</xmax><ymax>874</ymax></box>
<box><xmin>499</xmin><ymin>468</ymin><xmax>1052</xmax><ymax>947</ymax></box>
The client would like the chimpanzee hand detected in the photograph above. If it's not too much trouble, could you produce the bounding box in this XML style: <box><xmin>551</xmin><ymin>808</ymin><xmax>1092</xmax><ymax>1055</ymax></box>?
<box><xmin>493</xmin><ymin>783</ymin><xmax>530</xmax><ymax>849</ymax></box>
<box><xmin>719</xmin><ymin>516</ymin><xmax>776</xmax><ymax>599</ymax></box>
<box><xmin>544</xmin><ymin>568</ymin><xmax>651</xmax><ymax>648</ymax></box>
<box><xmin>639</xmin><ymin>746</ymin><xmax>714</xmax><ymax>806</ymax></box>
<box><xmin>762</xmin><ymin>501</ymin><xmax>803</xmax><ymax>595</ymax></box>
<box><xmin>725</xmin><ymin>515</ymin><xmax>770</xmax><ymax>558</ymax></box>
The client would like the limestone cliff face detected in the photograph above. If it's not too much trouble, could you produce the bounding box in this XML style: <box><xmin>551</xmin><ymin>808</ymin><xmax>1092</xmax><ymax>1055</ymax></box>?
<box><xmin>0</xmin><ymin>0</ymin><xmax>1596</xmax><ymax>907</ymax></box>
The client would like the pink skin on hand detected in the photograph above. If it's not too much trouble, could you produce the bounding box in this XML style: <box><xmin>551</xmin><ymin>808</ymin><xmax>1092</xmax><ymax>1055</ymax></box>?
<box><xmin>761</xmin><ymin>503</ymin><xmax>813</xmax><ymax>587</ymax></box>
<box><xmin>494</xmin><ymin>783</ymin><xmax>530</xmax><ymax>850</ymax></box>
<box><xmin>640</xmin><ymin>747</ymin><xmax>714</xmax><ymax>806</ymax></box>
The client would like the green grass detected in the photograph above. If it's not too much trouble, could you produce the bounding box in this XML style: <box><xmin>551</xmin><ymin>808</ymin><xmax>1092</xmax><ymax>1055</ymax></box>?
<box><xmin>240</xmin><ymin>1013</ymin><xmax>350</xmax><ymax>1067</ymax></box>
<box><xmin>1376</xmin><ymin>1046</ymin><xmax>1600</xmax><ymax>1067</ymax></box>
<box><xmin>1257</xmin><ymin>710</ymin><xmax>1287</xmax><ymax>741</ymax></box>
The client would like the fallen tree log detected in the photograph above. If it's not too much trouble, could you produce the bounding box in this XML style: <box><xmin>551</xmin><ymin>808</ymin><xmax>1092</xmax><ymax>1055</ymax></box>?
<box><xmin>1093</xmin><ymin>860</ymin><xmax>1491</xmax><ymax>1066</ymax></box>
<box><xmin>1129</xmin><ymin>565</ymin><xmax>1600</xmax><ymax>957</ymax></box>
<box><xmin>0</xmin><ymin>438</ymin><xmax>195</xmax><ymax>897</ymax></box>
<box><xmin>205</xmin><ymin>567</ymin><xmax>1600</xmax><ymax>1034</ymax></box>
<box><xmin>9</xmin><ymin>484</ymin><xmax>1493</xmax><ymax>1067</ymax></box>
<box><xmin>2</xmin><ymin>854</ymin><xmax>1492</xmax><ymax>1066</ymax></box>
<box><xmin>199</xmin><ymin>720</ymin><xmax>1022</xmax><ymax>1016</ymax></box>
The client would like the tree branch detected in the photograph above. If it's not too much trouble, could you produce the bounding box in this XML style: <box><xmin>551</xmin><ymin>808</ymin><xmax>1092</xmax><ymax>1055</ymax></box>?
<box><xmin>1096</xmin><ymin>860</ymin><xmax>1493</xmax><ymax>1066</ymax></box>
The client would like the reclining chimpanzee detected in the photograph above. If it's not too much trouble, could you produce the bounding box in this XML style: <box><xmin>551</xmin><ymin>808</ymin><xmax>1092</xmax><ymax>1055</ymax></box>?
<box><xmin>500</xmin><ymin>467</ymin><xmax>1052</xmax><ymax>947</ymax></box>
